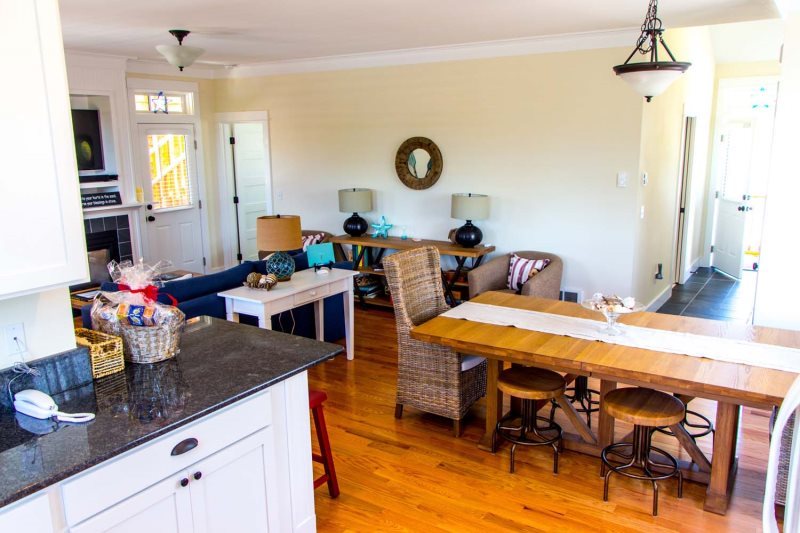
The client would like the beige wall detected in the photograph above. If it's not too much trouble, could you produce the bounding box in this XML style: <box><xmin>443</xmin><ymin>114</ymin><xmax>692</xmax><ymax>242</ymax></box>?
<box><xmin>633</xmin><ymin>27</ymin><xmax>716</xmax><ymax>304</ymax></box>
<box><xmin>213</xmin><ymin>48</ymin><xmax>644</xmax><ymax>297</ymax></box>
<box><xmin>0</xmin><ymin>288</ymin><xmax>76</xmax><ymax>369</ymax></box>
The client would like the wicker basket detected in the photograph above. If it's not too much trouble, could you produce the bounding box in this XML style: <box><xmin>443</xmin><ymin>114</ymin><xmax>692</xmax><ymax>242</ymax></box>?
<box><xmin>75</xmin><ymin>328</ymin><xmax>125</xmax><ymax>379</ymax></box>
<box><xmin>95</xmin><ymin>307</ymin><xmax>186</xmax><ymax>364</ymax></box>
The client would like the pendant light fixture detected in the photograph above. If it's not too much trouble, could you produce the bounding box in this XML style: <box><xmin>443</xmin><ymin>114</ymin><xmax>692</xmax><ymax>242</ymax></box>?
<box><xmin>613</xmin><ymin>0</ymin><xmax>690</xmax><ymax>102</ymax></box>
<box><xmin>156</xmin><ymin>30</ymin><xmax>204</xmax><ymax>71</ymax></box>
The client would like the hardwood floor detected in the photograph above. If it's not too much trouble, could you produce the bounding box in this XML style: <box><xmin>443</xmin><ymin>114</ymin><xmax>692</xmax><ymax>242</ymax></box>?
<box><xmin>308</xmin><ymin>307</ymin><xmax>774</xmax><ymax>532</ymax></box>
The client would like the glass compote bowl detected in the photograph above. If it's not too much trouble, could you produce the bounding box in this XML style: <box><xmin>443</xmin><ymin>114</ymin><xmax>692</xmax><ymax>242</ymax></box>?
<box><xmin>581</xmin><ymin>297</ymin><xmax>644</xmax><ymax>336</ymax></box>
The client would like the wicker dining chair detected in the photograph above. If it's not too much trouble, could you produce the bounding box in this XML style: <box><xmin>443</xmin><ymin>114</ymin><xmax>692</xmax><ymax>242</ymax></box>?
<box><xmin>384</xmin><ymin>246</ymin><xmax>487</xmax><ymax>437</ymax></box>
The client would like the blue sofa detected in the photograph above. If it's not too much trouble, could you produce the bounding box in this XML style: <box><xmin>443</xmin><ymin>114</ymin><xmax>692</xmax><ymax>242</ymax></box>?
<box><xmin>82</xmin><ymin>253</ymin><xmax>352</xmax><ymax>342</ymax></box>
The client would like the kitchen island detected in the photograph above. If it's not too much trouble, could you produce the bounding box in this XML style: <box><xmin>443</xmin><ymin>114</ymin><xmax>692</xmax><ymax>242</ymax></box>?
<box><xmin>0</xmin><ymin>316</ymin><xmax>342</xmax><ymax>532</ymax></box>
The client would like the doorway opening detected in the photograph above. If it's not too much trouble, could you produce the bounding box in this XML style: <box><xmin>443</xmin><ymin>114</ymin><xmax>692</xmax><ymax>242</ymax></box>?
<box><xmin>216</xmin><ymin>112</ymin><xmax>272</xmax><ymax>267</ymax></box>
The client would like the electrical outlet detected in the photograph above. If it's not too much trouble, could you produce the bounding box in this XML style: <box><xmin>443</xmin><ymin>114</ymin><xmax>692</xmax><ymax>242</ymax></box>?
<box><xmin>276</xmin><ymin>191</ymin><xmax>284</xmax><ymax>201</ymax></box>
<box><xmin>4</xmin><ymin>323</ymin><xmax>26</xmax><ymax>355</ymax></box>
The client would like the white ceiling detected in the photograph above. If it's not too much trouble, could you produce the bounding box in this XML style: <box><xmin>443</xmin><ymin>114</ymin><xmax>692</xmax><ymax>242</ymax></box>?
<box><xmin>58</xmin><ymin>0</ymin><xmax>781</xmax><ymax>67</ymax></box>
<box><xmin>709</xmin><ymin>18</ymin><xmax>784</xmax><ymax>62</ymax></box>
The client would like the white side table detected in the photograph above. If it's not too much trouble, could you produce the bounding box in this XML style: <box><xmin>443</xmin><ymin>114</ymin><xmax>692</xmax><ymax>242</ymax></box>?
<box><xmin>218</xmin><ymin>268</ymin><xmax>358</xmax><ymax>360</ymax></box>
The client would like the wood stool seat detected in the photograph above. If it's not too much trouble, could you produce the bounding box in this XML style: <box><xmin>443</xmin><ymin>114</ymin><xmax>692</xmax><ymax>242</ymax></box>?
<box><xmin>309</xmin><ymin>389</ymin><xmax>339</xmax><ymax>498</ymax></box>
<box><xmin>494</xmin><ymin>366</ymin><xmax>566</xmax><ymax>474</ymax></box>
<box><xmin>600</xmin><ymin>387</ymin><xmax>683</xmax><ymax>516</ymax></box>
<box><xmin>497</xmin><ymin>366</ymin><xmax>566</xmax><ymax>400</ymax></box>
<box><xmin>603</xmin><ymin>387</ymin><xmax>685</xmax><ymax>427</ymax></box>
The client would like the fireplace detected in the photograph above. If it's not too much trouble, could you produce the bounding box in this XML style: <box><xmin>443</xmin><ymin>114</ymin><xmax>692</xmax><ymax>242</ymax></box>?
<box><xmin>74</xmin><ymin>215</ymin><xmax>134</xmax><ymax>289</ymax></box>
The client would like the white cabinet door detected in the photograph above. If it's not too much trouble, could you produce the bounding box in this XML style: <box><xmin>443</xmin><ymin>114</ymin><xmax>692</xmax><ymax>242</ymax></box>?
<box><xmin>188</xmin><ymin>428</ymin><xmax>279</xmax><ymax>533</ymax></box>
<box><xmin>0</xmin><ymin>0</ymin><xmax>88</xmax><ymax>299</ymax></box>
<box><xmin>70</xmin><ymin>475</ymin><xmax>194</xmax><ymax>533</ymax></box>
<box><xmin>0</xmin><ymin>493</ymin><xmax>54</xmax><ymax>533</ymax></box>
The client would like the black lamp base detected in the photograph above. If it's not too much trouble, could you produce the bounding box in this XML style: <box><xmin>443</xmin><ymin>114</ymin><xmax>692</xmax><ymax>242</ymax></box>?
<box><xmin>343</xmin><ymin>213</ymin><xmax>368</xmax><ymax>237</ymax></box>
<box><xmin>455</xmin><ymin>220</ymin><xmax>483</xmax><ymax>248</ymax></box>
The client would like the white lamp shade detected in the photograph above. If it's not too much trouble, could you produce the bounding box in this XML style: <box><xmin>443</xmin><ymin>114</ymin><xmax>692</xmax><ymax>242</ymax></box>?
<box><xmin>338</xmin><ymin>188</ymin><xmax>372</xmax><ymax>213</ymax></box>
<box><xmin>155</xmin><ymin>44</ymin><xmax>205</xmax><ymax>69</ymax></box>
<box><xmin>616</xmin><ymin>68</ymin><xmax>685</xmax><ymax>100</ymax></box>
<box><xmin>451</xmin><ymin>193</ymin><xmax>489</xmax><ymax>221</ymax></box>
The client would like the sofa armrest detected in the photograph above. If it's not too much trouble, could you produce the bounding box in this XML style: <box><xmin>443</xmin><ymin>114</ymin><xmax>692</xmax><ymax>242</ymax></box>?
<box><xmin>520</xmin><ymin>258</ymin><xmax>563</xmax><ymax>300</ymax></box>
<box><xmin>468</xmin><ymin>255</ymin><xmax>510</xmax><ymax>298</ymax></box>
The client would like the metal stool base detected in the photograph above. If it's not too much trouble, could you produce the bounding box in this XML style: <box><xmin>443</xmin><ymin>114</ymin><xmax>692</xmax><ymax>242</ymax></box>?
<box><xmin>655</xmin><ymin>408</ymin><xmax>714</xmax><ymax>440</ymax></box>
<box><xmin>494</xmin><ymin>398</ymin><xmax>563</xmax><ymax>474</ymax></box>
<box><xmin>550</xmin><ymin>376</ymin><xmax>599</xmax><ymax>428</ymax></box>
<box><xmin>600</xmin><ymin>425</ymin><xmax>683</xmax><ymax>516</ymax></box>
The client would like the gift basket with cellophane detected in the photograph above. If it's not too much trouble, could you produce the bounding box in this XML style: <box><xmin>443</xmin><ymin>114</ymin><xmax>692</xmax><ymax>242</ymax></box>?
<box><xmin>91</xmin><ymin>260</ymin><xmax>185</xmax><ymax>364</ymax></box>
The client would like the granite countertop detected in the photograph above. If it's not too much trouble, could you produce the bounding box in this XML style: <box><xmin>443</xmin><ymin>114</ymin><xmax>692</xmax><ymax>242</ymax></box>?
<box><xmin>0</xmin><ymin>316</ymin><xmax>342</xmax><ymax>508</ymax></box>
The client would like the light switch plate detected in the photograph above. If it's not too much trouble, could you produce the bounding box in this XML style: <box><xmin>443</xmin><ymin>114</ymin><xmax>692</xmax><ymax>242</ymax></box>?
<box><xmin>616</xmin><ymin>172</ymin><xmax>628</xmax><ymax>188</ymax></box>
<box><xmin>642</xmin><ymin>172</ymin><xmax>649</xmax><ymax>186</ymax></box>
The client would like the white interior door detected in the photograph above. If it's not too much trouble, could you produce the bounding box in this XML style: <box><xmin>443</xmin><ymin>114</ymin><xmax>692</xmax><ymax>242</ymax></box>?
<box><xmin>231</xmin><ymin>123</ymin><xmax>271</xmax><ymax>261</ymax></box>
<box><xmin>712</xmin><ymin>123</ymin><xmax>753</xmax><ymax>279</ymax></box>
<box><xmin>138</xmin><ymin>124</ymin><xmax>204</xmax><ymax>272</ymax></box>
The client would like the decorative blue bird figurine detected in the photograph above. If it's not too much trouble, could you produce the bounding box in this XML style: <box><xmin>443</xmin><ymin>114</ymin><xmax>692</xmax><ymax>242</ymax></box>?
<box><xmin>371</xmin><ymin>216</ymin><xmax>393</xmax><ymax>239</ymax></box>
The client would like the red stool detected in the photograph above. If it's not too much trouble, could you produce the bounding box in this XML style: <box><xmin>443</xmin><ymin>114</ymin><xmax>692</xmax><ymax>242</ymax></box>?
<box><xmin>309</xmin><ymin>389</ymin><xmax>340</xmax><ymax>498</ymax></box>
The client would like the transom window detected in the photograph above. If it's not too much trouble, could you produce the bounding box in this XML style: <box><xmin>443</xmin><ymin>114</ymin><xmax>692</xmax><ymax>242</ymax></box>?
<box><xmin>134</xmin><ymin>91</ymin><xmax>194</xmax><ymax>115</ymax></box>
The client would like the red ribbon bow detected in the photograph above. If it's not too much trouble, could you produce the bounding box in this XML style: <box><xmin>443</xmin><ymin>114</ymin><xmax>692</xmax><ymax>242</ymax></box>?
<box><xmin>118</xmin><ymin>284</ymin><xmax>159</xmax><ymax>303</ymax></box>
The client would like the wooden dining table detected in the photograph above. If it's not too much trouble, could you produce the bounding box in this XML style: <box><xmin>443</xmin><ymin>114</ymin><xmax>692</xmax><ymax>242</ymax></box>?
<box><xmin>410</xmin><ymin>291</ymin><xmax>800</xmax><ymax>515</ymax></box>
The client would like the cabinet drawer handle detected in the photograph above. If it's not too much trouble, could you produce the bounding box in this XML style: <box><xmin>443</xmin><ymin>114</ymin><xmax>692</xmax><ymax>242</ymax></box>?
<box><xmin>310</xmin><ymin>291</ymin><xmax>316</xmax><ymax>296</ymax></box>
<box><xmin>171</xmin><ymin>438</ymin><xmax>198</xmax><ymax>456</ymax></box>
<box><xmin>180</xmin><ymin>478</ymin><xmax>189</xmax><ymax>487</ymax></box>
<box><xmin>193</xmin><ymin>471</ymin><xmax>202</xmax><ymax>480</ymax></box>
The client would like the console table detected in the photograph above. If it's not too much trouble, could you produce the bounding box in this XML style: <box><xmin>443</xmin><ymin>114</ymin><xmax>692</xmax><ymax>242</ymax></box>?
<box><xmin>218</xmin><ymin>268</ymin><xmax>358</xmax><ymax>359</ymax></box>
<box><xmin>330</xmin><ymin>235</ymin><xmax>495</xmax><ymax>307</ymax></box>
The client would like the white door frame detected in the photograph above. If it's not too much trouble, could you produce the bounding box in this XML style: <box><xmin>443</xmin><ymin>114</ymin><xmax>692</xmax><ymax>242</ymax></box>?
<box><xmin>215</xmin><ymin>111</ymin><xmax>272</xmax><ymax>268</ymax></box>
<box><xmin>127</xmin><ymin>78</ymin><xmax>212</xmax><ymax>273</ymax></box>
<box><xmin>673</xmin><ymin>115</ymin><xmax>697</xmax><ymax>285</ymax></box>
<box><xmin>701</xmin><ymin>76</ymin><xmax>781</xmax><ymax>270</ymax></box>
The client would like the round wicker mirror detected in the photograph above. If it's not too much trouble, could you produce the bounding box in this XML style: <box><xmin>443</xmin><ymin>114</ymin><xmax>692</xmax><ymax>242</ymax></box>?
<box><xmin>395</xmin><ymin>137</ymin><xmax>443</xmax><ymax>190</ymax></box>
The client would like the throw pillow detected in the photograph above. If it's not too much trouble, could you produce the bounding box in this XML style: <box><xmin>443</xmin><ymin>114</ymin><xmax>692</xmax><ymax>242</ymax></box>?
<box><xmin>301</xmin><ymin>233</ymin><xmax>325</xmax><ymax>252</ymax></box>
<box><xmin>507</xmin><ymin>254</ymin><xmax>550</xmax><ymax>292</ymax></box>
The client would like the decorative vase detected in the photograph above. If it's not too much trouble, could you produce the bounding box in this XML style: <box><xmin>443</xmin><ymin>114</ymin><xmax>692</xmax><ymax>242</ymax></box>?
<box><xmin>455</xmin><ymin>220</ymin><xmax>483</xmax><ymax>248</ymax></box>
<box><xmin>343</xmin><ymin>213</ymin><xmax>368</xmax><ymax>236</ymax></box>
<box><xmin>265</xmin><ymin>251</ymin><xmax>296</xmax><ymax>281</ymax></box>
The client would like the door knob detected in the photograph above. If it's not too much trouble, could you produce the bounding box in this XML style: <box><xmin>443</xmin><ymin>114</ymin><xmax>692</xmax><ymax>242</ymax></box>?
<box><xmin>193</xmin><ymin>471</ymin><xmax>202</xmax><ymax>480</ymax></box>
<box><xmin>146</xmin><ymin>203</ymin><xmax>153</xmax><ymax>210</ymax></box>
<box><xmin>147</xmin><ymin>215</ymin><xmax>156</xmax><ymax>222</ymax></box>
<box><xmin>180</xmin><ymin>478</ymin><xmax>189</xmax><ymax>487</ymax></box>
<box><xmin>737</xmin><ymin>206</ymin><xmax>753</xmax><ymax>212</ymax></box>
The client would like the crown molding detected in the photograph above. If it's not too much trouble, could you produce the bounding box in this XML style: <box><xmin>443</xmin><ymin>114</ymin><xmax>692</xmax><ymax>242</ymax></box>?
<box><xmin>125</xmin><ymin>59</ymin><xmax>222</xmax><ymax>79</ymax></box>
<box><xmin>65</xmin><ymin>51</ymin><xmax>130</xmax><ymax>70</ymax></box>
<box><xmin>225</xmin><ymin>28</ymin><xmax>636</xmax><ymax>79</ymax></box>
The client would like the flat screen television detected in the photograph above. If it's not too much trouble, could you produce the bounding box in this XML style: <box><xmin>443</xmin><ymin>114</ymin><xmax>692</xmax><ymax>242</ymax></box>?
<box><xmin>72</xmin><ymin>109</ymin><xmax>111</xmax><ymax>181</ymax></box>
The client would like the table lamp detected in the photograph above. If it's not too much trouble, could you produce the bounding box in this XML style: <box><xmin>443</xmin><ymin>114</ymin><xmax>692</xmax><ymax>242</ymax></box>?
<box><xmin>338</xmin><ymin>188</ymin><xmax>373</xmax><ymax>236</ymax></box>
<box><xmin>451</xmin><ymin>193</ymin><xmax>489</xmax><ymax>248</ymax></box>
<box><xmin>256</xmin><ymin>215</ymin><xmax>302</xmax><ymax>281</ymax></box>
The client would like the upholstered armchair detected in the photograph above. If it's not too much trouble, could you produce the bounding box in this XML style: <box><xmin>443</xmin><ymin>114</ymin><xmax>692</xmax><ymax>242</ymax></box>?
<box><xmin>384</xmin><ymin>246</ymin><xmax>487</xmax><ymax>437</ymax></box>
<box><xmin>468</xmin><ymin>251</ymin><xmax>563</xmax><ymax>299</ymax></box>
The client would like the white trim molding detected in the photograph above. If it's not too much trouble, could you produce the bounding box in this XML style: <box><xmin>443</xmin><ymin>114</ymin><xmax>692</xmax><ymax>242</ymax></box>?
<box><xmin>226</xmin><ymin>28</ymin><xmax>635</xmax><ymax>79</ymax></box>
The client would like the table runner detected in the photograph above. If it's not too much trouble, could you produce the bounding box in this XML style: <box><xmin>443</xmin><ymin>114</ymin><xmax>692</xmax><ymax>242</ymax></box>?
<box><xmin>441</xmin><ymin>301</ymin><xmax>800</xmax><ymax>373</ymax></box>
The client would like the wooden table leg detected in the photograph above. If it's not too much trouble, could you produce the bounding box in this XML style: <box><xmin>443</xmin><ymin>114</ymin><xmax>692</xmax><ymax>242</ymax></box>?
<box><xmin>478</xmin><ymin>359</ymin><xmax>503</xmax><ymax>452</ymax></box>
<box><xmin>704</xmin><ymin>402</ymin><xmax>740</xmax><ymax>515</ymax></box>
<box><xmin>598</xmin><ymin>380</ymin><xmax>617</xmax><ymax>450</ymax></box>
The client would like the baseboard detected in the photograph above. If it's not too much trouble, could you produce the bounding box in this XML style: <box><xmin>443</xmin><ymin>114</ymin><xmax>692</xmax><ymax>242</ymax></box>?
<box><xmin>646</xmin><ymin>285</ymin><xmax>673</xmax><ymax>312</ymax></box>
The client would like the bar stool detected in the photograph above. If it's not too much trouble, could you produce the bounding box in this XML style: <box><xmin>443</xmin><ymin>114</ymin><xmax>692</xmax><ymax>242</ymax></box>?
<box><xmin>493</xmin><ymin>366</ymin><xmax>565</xmax><ymax>474</ymax></box>
<box><xmin>600</xmin><ymin>387</ymin><xmax>684</xmax><ymax>516</ymax></box>
<box><xmin>309</xmin><ymin>389</ymin><xmax>339</xmax><ymax>498</ymax></box>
